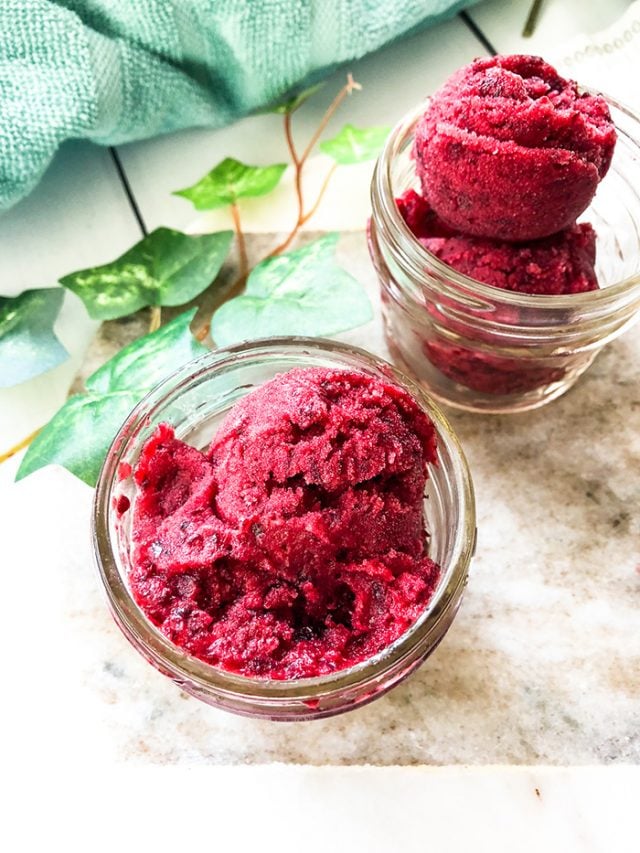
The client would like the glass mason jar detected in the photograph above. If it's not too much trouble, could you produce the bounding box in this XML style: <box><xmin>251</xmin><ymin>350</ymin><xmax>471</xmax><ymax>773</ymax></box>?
<box><xmin>369</xmin><ymin>94</ymin><xmax>640</xmax><ymax>413</ymax></box>
<box><xmin>93</xmin><ymin>338</ymin><xmax>476</xmax><ymax>720</ymax></box>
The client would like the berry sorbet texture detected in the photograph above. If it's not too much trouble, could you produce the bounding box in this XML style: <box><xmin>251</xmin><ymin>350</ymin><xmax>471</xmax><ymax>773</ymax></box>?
<box><xmin>129</xmin><ymin>368</ymin><xmax>441</xmax><ymax>679</ymax></box>
<box><xmin>414</xmin><ymin>54</ymin><xmax>616</xmax><ymax>240</ymax></box>
<box><xmin>397</xmin><ymin>190</ymin><xmax>599</xmax><ymax>295</ymax></box>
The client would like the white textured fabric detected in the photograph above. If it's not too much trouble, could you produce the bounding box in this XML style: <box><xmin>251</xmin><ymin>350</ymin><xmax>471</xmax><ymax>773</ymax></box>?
<box><xmin>549</xmin><ymin>0</ymin><xmax>640</xmax><ymax>112</ymax></box>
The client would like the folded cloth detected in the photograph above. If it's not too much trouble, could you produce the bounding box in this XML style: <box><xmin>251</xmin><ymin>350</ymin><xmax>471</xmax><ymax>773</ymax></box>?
<box><xmin>0</xmin><ymin>0</ymin><xmax>476</xmax><ymax>210</ymax></box>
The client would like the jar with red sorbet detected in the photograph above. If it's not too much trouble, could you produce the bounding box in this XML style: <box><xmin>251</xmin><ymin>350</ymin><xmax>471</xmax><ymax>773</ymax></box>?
<box><xmin>369</xmin><ymin>55</ymin><xmax>640</xmax><ymax>412</ymax></box>
<box><xmin>93</xmin><ymin>339</ymin><xmax>475</xmax><ymax>719</ymax></box>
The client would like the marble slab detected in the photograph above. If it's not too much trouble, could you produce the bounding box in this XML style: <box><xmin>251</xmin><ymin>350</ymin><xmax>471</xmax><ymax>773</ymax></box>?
<box><xmin>2</xmin><ymin>231</ymin><xmax>638</xmax><ymax>766</ymax></box>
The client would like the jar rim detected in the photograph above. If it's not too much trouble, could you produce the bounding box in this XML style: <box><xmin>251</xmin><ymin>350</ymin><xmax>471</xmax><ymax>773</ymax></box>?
<box><xmin>372</xmin><ymin>91</ymin><xmax>640</xmax><ymax>312</ymax></box>
<box><xmin>92</xmin><ymin>337</ymin><xmax>476</xmax><ymax>710</ymax></box>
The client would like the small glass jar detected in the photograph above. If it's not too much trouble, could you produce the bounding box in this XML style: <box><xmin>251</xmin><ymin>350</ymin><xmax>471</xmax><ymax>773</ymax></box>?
<box><xmin>369</xmin><ymin>94</ymin><xmax>640</xmax><ymax>413</ymax></box>
<box><xmin>93</xmin><ymin>338</ymin><xmax>475</xmax><ymax>720</ymax></box>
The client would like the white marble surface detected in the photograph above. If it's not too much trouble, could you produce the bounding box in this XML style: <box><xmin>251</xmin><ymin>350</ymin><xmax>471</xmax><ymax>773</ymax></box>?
<box><xmin>3</xmin><ymin>232</ymin><xmax>638</xmax><ymax>766</ymax></box>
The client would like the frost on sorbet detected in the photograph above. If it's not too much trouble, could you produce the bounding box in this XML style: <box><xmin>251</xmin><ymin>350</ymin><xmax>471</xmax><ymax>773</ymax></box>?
<box><xmin>397</xmin><ymin>190</ymin><xmax>599</xmax><ymax>296</ymax></box>
<box><xmin>414</xmin><ymin>54</ymin><xmax>616</xmax><ymax>241</ymax></box>
<box><xmin>129</xmin><ymin>368</ymin><xmax>441</xmax><ymax>679</ymax></box>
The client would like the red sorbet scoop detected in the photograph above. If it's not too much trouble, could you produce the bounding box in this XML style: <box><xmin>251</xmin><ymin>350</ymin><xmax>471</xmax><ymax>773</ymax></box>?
<box><xmin>397</xmin><ymin>190</ymin><xmax>599</xmax><ymax>295</ymax></box>
<box><xmin>129</xmin><ymin>368</ymin><xmax>441</xmax><ymax>680</ymax></box>
<box><xmin>413</xmin><ymin>54</ymin><xmax>616</xmax><ymax>241</ymax></box>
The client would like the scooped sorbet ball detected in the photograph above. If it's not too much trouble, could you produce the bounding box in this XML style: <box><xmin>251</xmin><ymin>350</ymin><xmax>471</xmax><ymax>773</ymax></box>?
<box><xmin>397</xmin><ymin>190</ymin><xmax>599</xmax><ymax>295</ymax></box>
<box><xmin>413</xmin><ymin>54</ymin><xmax>616</xmax><ymax>241</ymax></box>
<box><xmin>129</xmin><ymin>368</ymin><xmax>441</xmax><ymax>679</ymax></box>
<box><xmin>422</xmin><ymin>223</ymin><xmax>598</xmax><ymax>295</ymax></box>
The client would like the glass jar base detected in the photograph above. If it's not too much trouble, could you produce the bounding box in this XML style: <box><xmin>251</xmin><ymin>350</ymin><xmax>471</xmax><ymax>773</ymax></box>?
<box><xmin>385</xmin><ymin>332</ymin><xmax>594</xmax><ymax>414</ymax></box>
<box><xmin>94</xmin><ymin>339</ymin><xmax>476</xmax><ymax>720</ymax></box>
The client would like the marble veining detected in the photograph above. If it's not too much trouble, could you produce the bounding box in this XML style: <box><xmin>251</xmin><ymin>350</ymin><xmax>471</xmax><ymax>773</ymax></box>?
<box><xmin>3</xmin><ymin>232</ymin><xmax>638</xmax><ymax>765</ymax></box>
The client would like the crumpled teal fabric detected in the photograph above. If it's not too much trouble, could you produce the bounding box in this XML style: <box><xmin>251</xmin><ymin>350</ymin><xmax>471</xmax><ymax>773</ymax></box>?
<box><xmin>0</xmin><ymin>0</ymin><xmax>478</xmax><ymax>211</ymax></box>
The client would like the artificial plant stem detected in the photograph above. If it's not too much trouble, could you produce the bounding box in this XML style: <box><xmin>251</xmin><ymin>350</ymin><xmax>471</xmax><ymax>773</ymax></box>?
<box><xmin>148</xmin><ymin>305</ymin><xmax>161</xmax><ymax>333</ymax></box>
<box><xmin>194</xmin><ymin>320</ymin><xmax>210</xmax><ymax>342</ymax></box>
<box><xmin>522</xmin><ymin>0</ymin><xmax>544</xmax><ymax>36</ymax></box>
<box><xmin>285</xmin><ymin>112</ymin><xmax>304</xmax><ymax>226</ymax></box>
<box><xmin>230</xmin><ymin>201</ymin><xmax>248</xmax><ymax>280</ymax></box>
<box><xmin>267</xmin><ymin>159</ymin><xmax>339</xmax><ymax>257</ymax></box>
<box><xmin>206</xmin><ymin>202</ymin><xmax>252</xmax><ymax>334</ymax></box>
<box><xmin>206</xmin><ymin>272</ymin><xmax>250</xmax><ymax>348</ymax></box>
<box><xmin>300</xmin><ymin>162</ymin><xmax>338</xmax><ymax>226</ymax></box>
<box><xmin>266</xmin><ymin>75</ymin><xmax>361</xmax><ymax>259</ymax></box>
<box><xmin>284</xmin><ymin>112</ymin><xmax>300</xmax><ymax>167</ymax></box>
<box><xmin>0</xmin><ymin>427</ymin><xmax>41</xmax><ymax>465</ymax></box>
<box><xmin>267</xmin><ymin>224</ymin><xmax>298</xmax><ymax>258</ymax></box>
<box><xmin>299</xmin><ymin>74</ymin><xmax>361</xmax><ymax>166</ymax></box>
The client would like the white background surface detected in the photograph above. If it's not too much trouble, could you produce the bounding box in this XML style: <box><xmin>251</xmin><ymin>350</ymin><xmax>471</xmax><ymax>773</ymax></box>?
<box><xmin>5</xmin><ymin>765</ymin><xmax>638</xmax><ymax>852</ymax></box>
<box><xmin>1</xmin><ymin>0</ymin><xmax>638</xmax><ymax>848</ymax></box>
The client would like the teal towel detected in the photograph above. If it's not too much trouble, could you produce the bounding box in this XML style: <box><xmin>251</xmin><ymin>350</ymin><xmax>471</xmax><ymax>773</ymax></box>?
<box><xmin>0</xmin><ymin>0</ymin><xmax>478</xmax><ymax>211</ymax></box>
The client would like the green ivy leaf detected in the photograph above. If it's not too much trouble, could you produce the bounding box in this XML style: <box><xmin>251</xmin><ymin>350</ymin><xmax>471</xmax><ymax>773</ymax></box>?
<box><xmin>0</xmin><ymin>288</ymin><xmax>68</xmax><ymax>388</ymax></box>
<box><xmin>267</xmin><ymin>82</ymin><xmax>325</xmax><ymax>115</ymax></box>
<box><xmin>319</xmin><ymin>124</ymin><xmax>390</xmax><ymax>165</ymax></box>
<box><xmin>16</xmin><ymin>392</ymin><xmax>141</xmax><ymax>486</ymax></box>
<box><xmin>174</xmin><ymin>158</ymin><xmax>287</xmax><ymax>211</ymax></box>
<box><xmin>211</xmin><ymin>234</ymin><xmax>372</xmax><ymax>347</ymax></box>
<box><xmin>17</xmin><ymin>310</ymin><xmax>207</xmax><ymax>486</ymax></box>
<box><xmin>86</xmin><ymin>310</ymin><xmax>207</xmax><ymax>394</ymax></box>
<box><xmin>59</xmin><ymin>228</ymin><xmax>233</xmax><ymax>321</ymax></box>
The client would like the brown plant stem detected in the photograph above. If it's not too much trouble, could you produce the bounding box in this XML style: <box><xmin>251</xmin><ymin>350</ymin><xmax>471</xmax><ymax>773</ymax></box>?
<box><xmin>222</xmin><ymin>273</ymin><xmax>248</xmax><ymax>304</ymax></box>
<box><xmin>148</xmin><ymin>305</ymin><xmax>161</xmax><ymax>333</ymax></box>
<box><xmin>284</xmin><ymin>112</ymin><xmax>303</xmax><ymax>223</ymax></box>
<box><xmin>230</xmin><ymin>201</ymin><xmax>248</xmax><ymax>280</ymax></box>
<box><xmin>299</xmin><ymin>73</ymin><xmax>361</xmax><ymax>165</ymax></box>
<box><xmin>267</xmin><ymin>221</ymin><xmax>299</xmax><ymax>259</ymax></box>
<box><xmin>196</xmin><ymin>200</ymin><xmax>250</xmax><ymax>346</ymax></box>
<box><xmin>194</xmin><ymin>319</ymin><xmax>210</xmax><ymax>342</ymax></box>
<box><xmin>203</xmin><ymin>271</ymin><xmax>250</xmax><ymax>348</ymax></box>
<box><xmin>206</xmin><ymin>73</ymin><xmax>361</xmax><ymax>345</ymax></box>
<box><xmin>0</xmin><ymin>427</ymin><xmax>41</xmax><ymax>465</ymax></box>
<box><xmin>300</xmin><ymin>162</ymin><xmax>337</xmax><ymax>227</ymax></box>
<box><xmin>266</xmin><ymin>74</ymin><xmax>361</xmax><ymax>259</ymax></box>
